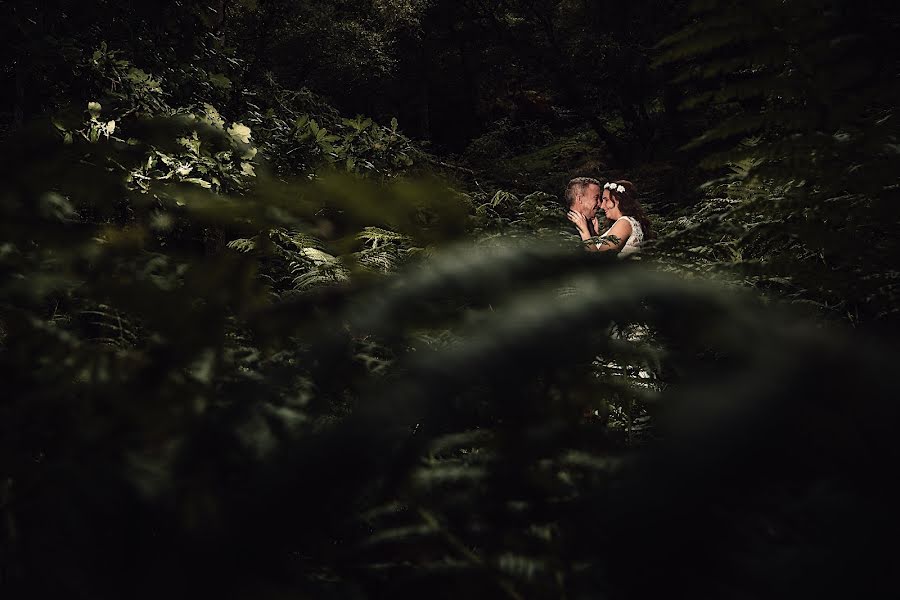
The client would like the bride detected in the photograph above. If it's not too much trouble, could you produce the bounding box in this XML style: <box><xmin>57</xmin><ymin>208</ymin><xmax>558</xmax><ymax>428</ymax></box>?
<box><xmin>567</xmin><ymin>180</ymin><xmax>654</xmax><ymax>256</ymax></box>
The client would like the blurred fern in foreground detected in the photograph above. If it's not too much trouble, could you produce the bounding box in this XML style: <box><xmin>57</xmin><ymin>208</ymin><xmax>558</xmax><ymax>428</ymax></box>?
<box><xmin>2</xmin><ymin>112</ymin><xmax>899</xmax><ymax>598</ymax></box>
<box><xmin>2</xmin><ymin>6</ymin><xmax>899</xmax><ymax>594</ymax></box>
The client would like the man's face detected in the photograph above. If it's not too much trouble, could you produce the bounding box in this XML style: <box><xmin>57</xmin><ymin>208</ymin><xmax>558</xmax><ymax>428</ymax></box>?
<box><xmin>577</xmin><ymin>184</ymin><xmax>601</xmax><ymax>218</ymax></box>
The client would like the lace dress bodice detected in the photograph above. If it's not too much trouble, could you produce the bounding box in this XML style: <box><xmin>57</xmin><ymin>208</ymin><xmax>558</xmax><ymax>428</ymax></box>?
<box><xmin>601</xmin><ymin>216</ymin><xmax>643</xmax><ymax>257</ymax></box>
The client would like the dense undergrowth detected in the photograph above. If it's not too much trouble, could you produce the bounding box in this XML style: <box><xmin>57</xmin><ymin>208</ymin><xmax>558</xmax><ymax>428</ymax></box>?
<box><xmin>2</xmin><ymin>1</ymin><xmax>899</xmax><ymax>598</ymax></box>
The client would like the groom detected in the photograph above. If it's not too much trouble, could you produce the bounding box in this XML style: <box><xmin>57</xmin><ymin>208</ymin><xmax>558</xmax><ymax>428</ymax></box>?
<box><xmin>564</xmin><ymin>176</ymin><xmax>602</xmax><ymax>240</ymax></box>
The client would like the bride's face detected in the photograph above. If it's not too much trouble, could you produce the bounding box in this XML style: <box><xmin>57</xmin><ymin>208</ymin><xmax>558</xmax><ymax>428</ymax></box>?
<box><xmin>600</xmin><ymin>190</ymin><xmax>621</xmax><ymax>219</ymax></box>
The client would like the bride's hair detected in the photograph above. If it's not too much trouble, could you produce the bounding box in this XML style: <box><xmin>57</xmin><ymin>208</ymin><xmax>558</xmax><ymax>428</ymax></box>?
<box><xmin>605</xmin><ymin>180</ymin><xmax>655</xmax><ymax>240</ymax></box>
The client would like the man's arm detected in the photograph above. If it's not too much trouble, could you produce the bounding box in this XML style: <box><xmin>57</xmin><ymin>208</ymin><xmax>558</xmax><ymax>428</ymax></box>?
<box><xmin>596</xmin><ymin>219</ymin><xmax>632</xmax><ymax>252</ymax></box>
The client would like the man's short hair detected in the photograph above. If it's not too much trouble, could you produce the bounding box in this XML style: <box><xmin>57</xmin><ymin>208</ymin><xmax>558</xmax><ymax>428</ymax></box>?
<box><xmin>564</xmin><ymin>177</ymin><xmax>601</xmax><ymax>208</ymax></box>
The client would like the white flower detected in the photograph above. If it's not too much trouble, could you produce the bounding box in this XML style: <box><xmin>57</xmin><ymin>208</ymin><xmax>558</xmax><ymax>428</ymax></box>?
<box><xmin>616</xmin><ymin>184</ymin><xmax>625</xmax><ymax>193</ymax></box>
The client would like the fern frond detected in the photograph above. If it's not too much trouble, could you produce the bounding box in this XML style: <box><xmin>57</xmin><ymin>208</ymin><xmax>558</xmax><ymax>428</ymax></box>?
<box><xmin>227</xmin><ymin>237</ymin><xmax>258</xmax><ymax>253</ymax></box>
<box><xmin>356</xmin><ymin>226</ymin><xmax>413</xmax><ymax>247</ymax></box>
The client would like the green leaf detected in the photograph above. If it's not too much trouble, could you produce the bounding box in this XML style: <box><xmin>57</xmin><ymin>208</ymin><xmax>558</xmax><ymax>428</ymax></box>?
<box><xmin>182</xmin><ymin>177</ymin><xmax>212</xmax><ymax>189</ymax></box>
<box><xmin>39</xmin><ymin>192</ymin><xmax>79</xmax><ymax>222</ymax></box>
<box><xmin>178</xmin><ymin>134</ymin><xmax>201</xmax><ymax>156</ymax></box>
<box><xmin>208</xmin><ymin>72</ymin><xmax>233</xmax><ymax>90</ymax></box>
<box><xmin>227</xmin><ymin>122</ymin><xmax>252</xmax><ymax>144</ymax></box>
<box><xmin>490</xmin><ymin>190</ymin><xmax>518</xmax><ymax>208</ymax></box>
<box><xmin>201</xmin><ymin>103</ymin><xmax>226</xmax><ymax>129</ymax></box>
<box><xmin>126</xmin><ymin>67</ymin><xmax>162</xmax><ymax>93</ymax></box>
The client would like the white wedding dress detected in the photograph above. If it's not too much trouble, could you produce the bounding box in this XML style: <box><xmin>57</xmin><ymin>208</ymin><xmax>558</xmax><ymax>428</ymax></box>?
<box><xmin>600</xmin><ymin>216</ymin><xmax>643</xmax><ymax>257</ymax></box>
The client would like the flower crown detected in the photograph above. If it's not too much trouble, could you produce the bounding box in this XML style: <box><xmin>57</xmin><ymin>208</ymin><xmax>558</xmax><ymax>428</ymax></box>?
<box><xmin>604</xmin><ymin>182</ymin><xmax>626</xmax><ymax>193</ymax></box>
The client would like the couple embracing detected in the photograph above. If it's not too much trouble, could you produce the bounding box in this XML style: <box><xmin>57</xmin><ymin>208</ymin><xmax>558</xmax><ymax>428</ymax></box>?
<box><xmin>564</xmin><ymin>178</ymin><xmax>654</xmax><ymax>256</ymax></box>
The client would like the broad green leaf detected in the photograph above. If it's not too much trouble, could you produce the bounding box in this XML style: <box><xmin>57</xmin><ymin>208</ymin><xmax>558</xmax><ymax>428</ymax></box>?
<box><xmin>127</xmin><ymin>67</ymin><xmax>162</xmax><ymax>92</ymax></box>
<box><xmin>201</xmin><ymin>103</ymin><xmax>226</xmax><ymax>129</ymax></box>
<box><xmin>39</xmin><ymin>192</ymin><xmax>79</xmax><ymax>222</ymax></box>
<box><xmin>183</xmin><ymin>177</ymin><xmax>212</xmax><ymax>188</ymax></box>
<box><xmin>227</xmin><ymin>122</ymin><xmax>252</xmax><ymax>144</ymax></box>
<box><xmin>178</xmin><ymin>134</ymin><xmax>201</xmax><ymax>155</ymax></box>
<box><xmin>208</xmin><ymin>73</ymin><xmax>233</xmax><ymax>90</ymax></box>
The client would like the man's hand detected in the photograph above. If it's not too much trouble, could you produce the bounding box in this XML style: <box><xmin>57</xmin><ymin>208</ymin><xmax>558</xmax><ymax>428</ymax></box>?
<box><xmin>568</xmin><ymin>210</ymin><xmax>601</xmax><ymax>252</ymax></box>
<box><xmin>567</xmin><ymin>210</ymin><xmax>591</xmax><ymax>238</ymax></box>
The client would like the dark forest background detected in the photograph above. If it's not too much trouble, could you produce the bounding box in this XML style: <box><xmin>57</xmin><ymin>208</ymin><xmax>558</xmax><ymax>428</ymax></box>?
<box><xmin>2</xmin><ymin>1</ymin><xmax>899</xmax><ymax>598</ymax></box>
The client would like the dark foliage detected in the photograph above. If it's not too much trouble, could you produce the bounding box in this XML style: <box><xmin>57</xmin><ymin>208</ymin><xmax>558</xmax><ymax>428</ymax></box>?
<box><xmin>1</xmin><ymin>1</ymin><xmax>899</xmax><ymax>598</ymax></box>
